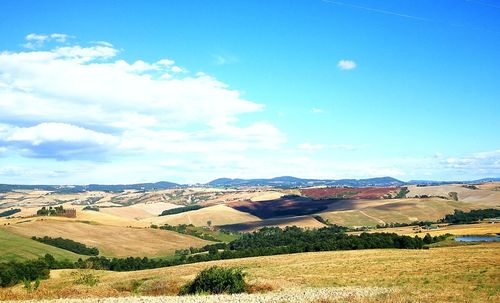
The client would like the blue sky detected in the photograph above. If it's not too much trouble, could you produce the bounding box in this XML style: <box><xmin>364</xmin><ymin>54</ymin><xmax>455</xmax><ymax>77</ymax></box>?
<box><xmin>0</xmin><ymin>0</ymin><xmax>499</xmax><ymax>184</ymax></box>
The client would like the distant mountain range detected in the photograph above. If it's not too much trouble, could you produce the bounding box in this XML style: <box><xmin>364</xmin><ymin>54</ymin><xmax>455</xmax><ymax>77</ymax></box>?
<box><xmin>0</xmin><ymin>181</ymin><xmax>180</xmax><ymax>193</ymax></box>
<box><xmin>207</xmin><ymin>176</ymin><xmax>405</xmax><ymax>188</ymax></box>
<box><xmin>1</xmin><ymin>176</ymin><xmax>499</xmax><ymax>193</ymax></box>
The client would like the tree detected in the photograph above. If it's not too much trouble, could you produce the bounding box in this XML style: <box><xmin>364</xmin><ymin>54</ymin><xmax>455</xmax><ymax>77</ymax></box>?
<box><xmin>207</xmin><ymin>220</ymin><xmax>212</xmax><ymax>228</ymax></box>
<box><xmin>423</xmin><ymin>233</ymin><xmax>433</xmax><ymax>245</ymax></box>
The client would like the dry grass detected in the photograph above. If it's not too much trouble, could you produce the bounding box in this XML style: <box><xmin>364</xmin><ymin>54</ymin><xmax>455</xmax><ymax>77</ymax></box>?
<box><xmin>98</xmin><ymin>202</ymin><xmax>179</xmax><ymax>220</ymax></box>
<box><xmin>145</xmin><ymin>204</ymin><xmax>260</xmax><ymax>227</ymax></box>
<box><xmin>2</xmin><ymin>219</ymin><xmax>212</xmax><ymax>257</ymax></box>
<box><xmin>222</xmin><ymin>216</ymin><xmax>326</xmax><ymax>232</ymax></box>
<box><xmin>407</xmin><ymin>184</ymin><xmax>500</xmax><ymax>206</ymax></box>
<box><xmin>1</xmin><ymin>243</ymin><xmax>498</xmax><ymax>302</ymax></box>
<box><xmin>320</xmin><ymin>198</ymin><xmax>484</xmax><ymax>227</ymax></box>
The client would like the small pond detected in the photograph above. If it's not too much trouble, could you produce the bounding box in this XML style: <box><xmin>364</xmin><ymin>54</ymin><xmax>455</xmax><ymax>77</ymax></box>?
<box><xmin>454</xmin><ymin>236</ymin><xmax>500</xmax><ymax>242</ymax></box>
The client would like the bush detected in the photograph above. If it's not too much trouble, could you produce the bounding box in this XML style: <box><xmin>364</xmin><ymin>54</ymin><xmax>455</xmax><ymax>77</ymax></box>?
<box><xmin>0</xmin><ymin>258</ymin><xmax>49</xmax><ymax>287</ymax></box>
<box><xmin>72</xmin><ymin>271</ymin><xmax>99</xmax><ymax>286</ymax></box>
<box><xmin>179</xmin><ymin>266</ymin><xmax>247</xmax><ymax>295</ymax></box>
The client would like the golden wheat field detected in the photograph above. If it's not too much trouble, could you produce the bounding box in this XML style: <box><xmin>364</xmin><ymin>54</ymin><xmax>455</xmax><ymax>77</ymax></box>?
<box><xmin>2</xmin><ymin>219</ymin><xmax>212</xmax><ymax>257</ymax></box>
<box><xmin>145</xmin><ymin>204</ymin><xmax>261</xmax><ymax>226</ymax></box>
<box><xmin>0</xmin><ymin>243</ymin><xmax>498</xmax><ymax>302</ymax></box>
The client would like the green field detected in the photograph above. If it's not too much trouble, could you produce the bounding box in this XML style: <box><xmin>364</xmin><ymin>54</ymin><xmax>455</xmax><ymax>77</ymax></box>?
<box><xmin>0</xmin><ymin>228</ymin><xmax>84</xmax><ymax>262</ymax></box>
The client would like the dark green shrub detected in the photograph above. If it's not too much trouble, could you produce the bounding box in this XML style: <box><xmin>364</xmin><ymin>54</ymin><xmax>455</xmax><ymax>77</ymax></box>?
<box><xmin>179</xmin><ymin>266</ymin><xmax>247</xmax><ymax>295</ymax></box>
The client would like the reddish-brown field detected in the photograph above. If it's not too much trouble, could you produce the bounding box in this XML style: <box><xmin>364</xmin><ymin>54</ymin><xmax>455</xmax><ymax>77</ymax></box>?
<box><xmin>301</xmin><ymin>187</ymin><xmax>400</xmax><ymax>200</ymax></box>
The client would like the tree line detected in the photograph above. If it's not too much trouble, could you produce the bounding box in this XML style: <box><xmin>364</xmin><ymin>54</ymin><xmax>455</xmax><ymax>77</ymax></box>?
<box><xmin>73</xmin><ymin>226</ymin><xmax>445</xmax><ymax>272</ymax></box>
<box><xmin>156</xmin><ymin>224</ymin><xmax>219</xmax><ymax>241</ymax></box>
<box><xmin>36</xmin><ymin>206</ymin><xmax>65</xmax><ymax>216</ymax></box>
<box><xmin>159</xmin><ymin>205</ymin><xmax>204</xmax><ymax>216</ymax></box>
<box><xmin>31</xmin><ymin>236</ymin><xmax>99</xmax><ymax>256</ymax></box>
<box><xmin>440</xmin><ymin>209</ymin><xmax>500</xmax><ymax>224</ymax></box>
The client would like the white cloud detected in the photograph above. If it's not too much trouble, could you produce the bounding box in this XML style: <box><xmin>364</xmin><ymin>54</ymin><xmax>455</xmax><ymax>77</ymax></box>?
<box><xmin>50</xmin><ymin>33</ymin><xmax>70</xmax><ymax>42</ymax></box>
<box><xmin>441</xmin><ymin>150</ymin><xmax>500</xmax><ymax>170</ymax></box>
<box><xmin>337</xmin><ymin>59</ymin><xmax>357</xmax><ymax>70</ymax></box>
<box><xmin>157</xmin><ymin>58</ymin><xmax>175</xmax><ymax>66</ymax></box>
<box><xmin>298</xmin><ymin>143</ymin><xmax>324</xmax><ymax>151</ymax></box>
<box><xmin>331</xmin><ymin>144</ymin><xmax>360</xmax><ymax>151</ymax></box>
<box><xmin>170</xmin><ymin>65</ymin><xmax>185</xmax><ymax>73</ymax></box>
<box><xmin>213</xmin><ymin>54</ymin><xmax>238</xmax><ymax>65</ymax></box>
<box><xmin>23</xmin><ymin>33</ymin><xmax>71</xmax><ymax>49</ymax></box>
<box><xmin>311</xmin><ymin>108</ymin><xmax>324</xmax><ymax>114</ymax></box>
<box><xmin>0</xmin><ymin>38</ymin><xmax>285</xmax><ymax>161</ymax></box>
<box><xmin>54</xmin><ymin>45</ymin><xmax>118</xmax><ymax>62</ymax></box>
<box><xmin>26</xmin><ymin>33</ymin><xmax>49</xmax><ymax>42</ymax></box>
<box><xmin>0</xmin><ymin>123</ymin><xmax>118</xmax><ymax>160</ymax></box>
<box><xmin>4</xmin><ymin>123</ymin><xmax>117</xmax><ymax>146</ymax></box>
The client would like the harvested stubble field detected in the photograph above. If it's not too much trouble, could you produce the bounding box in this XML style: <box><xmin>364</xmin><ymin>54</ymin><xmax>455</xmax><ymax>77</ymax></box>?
<box><xmin>3</xmin><ymin>287</ymin><xmax>392</xmax><ymax>303</ymax></box>
<box><xmin>1</xmin><ymin>243</ymin><xmax>498</xmax><ymax>302</ymax></box>
<box><xmin>320</xmin><ymin>198</ymin><xmax>482</xmax><ymax>227</ymax></box>
<box><xmin>146</xmin><ymin>204</ymin><xmax>260</xmax><ymax>227</ymax></box>
<box><xmin>300</xmin><ymin>187</ymin><xmax>399</xmax><ymax>200</ymax></box>
<box><xmin>2</xmin><ymin>219</ymin><xmax>212</xmax><ymax>257</ymax></box>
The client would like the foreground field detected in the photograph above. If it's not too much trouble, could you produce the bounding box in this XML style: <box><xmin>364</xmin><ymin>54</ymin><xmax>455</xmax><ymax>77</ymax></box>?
<box><xmin>2</xmin><ymin>219</ymin><xmax>211</xmax><ymax>257</ymax></box>
<box><xmin>1</xmin><ymin>243</ymin><xmax>498</xmax><ymax>302</ymax></box>
<box><xmin>4</xmin><ymin>287</ymin><xmax>391</xmax><ymax>303</ymax></box>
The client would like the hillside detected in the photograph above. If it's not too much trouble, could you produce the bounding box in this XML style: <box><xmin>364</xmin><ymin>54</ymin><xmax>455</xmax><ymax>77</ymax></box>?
<box><xmin>319</xmin><ymin>198</ymin><xmax>481</xmax><ymax>227</ymax></box>
<box><xmin>0</xmin><ymin>229</ymin><xmax>84</xmax><ymax>262</ymax></box>
<box><xmin>2</xmin><ymin>219</ymin><xmax>212</xmax><ymax>257</ymax></box>
<box><xmin>146</xmin><ymin>204</ymin><xmax>260</xmax><ymax>226</ymax></box>
<box><xmin>1</xmin><ymin>243</ymin><xmax>498</xmax><ymax>302</ymax></box>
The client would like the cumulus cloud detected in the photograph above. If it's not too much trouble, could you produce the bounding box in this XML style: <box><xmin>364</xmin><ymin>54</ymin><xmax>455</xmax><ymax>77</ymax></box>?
<box><xmin>337</xmin><ymin>59</ymin><xmax>357</xmax><ymax>70</ymax></box>
<box><xmin>0</xmin><ymin>123</ymin><xmax>118</xmax><ymax>160</ymax></box>
<box><xmin>441</xmin><ymin>150</ymin><xmax>500</xmax><ymax>170</ymax></box>
<box><xmin>0</xmin><ymin>35</ymin><xmax>285</xmax><ymax>161</ymax></box>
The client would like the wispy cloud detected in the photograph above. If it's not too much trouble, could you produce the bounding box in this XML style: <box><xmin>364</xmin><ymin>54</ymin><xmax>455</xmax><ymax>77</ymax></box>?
<box><xmin>337</xmin><ymin>59</ymin><xmax>356</xmax><ymax>70</ymax></box>
<box><xmin>23</xmin><ymin>33</ymin><xmax>71</xmax><ymax>49</ymax></box>
<box><xmin>298</xmin><ymin>143</ymin><xmax>325</xmax><ymax>151</ymax></box>
<box><xmin>311</xmin><ymin>108</ymin><xmax>325</xmax><ymax>114</ymax></box>
<box><xmin>331</xmin><ymin>144</ymin><xmax>360</xmax><ymax>151</ymax></box>
<box><xmin>213</xmin><ymin>54</ymin><xmax>238</xmax><ymax>65</ymax></box>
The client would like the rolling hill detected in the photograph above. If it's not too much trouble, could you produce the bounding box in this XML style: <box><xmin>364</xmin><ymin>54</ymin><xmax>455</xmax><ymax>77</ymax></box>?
<box><xmin>0</xmin><ymin>229</ymin><xmax>84</xmax><ymax>262</ymax></box>
<box><xmin>3</xmin><ymin>219</ymin><xmax>212</xmax><ymax>257</ymax></box>
<box><xmin>1</xmin><ymin>243</ymin><xmax>498</xmax><ymax>302</ymax></box>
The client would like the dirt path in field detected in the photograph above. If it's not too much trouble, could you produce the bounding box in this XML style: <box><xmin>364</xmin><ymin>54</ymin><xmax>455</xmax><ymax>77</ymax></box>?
<box><xmin>359</xmin><ymin>210</ymin><xmax>385</xmax><ymax>224</ymax></box>
<box><xmin>10</xmin><ymin>287</ymin><xmax>392</xmax><ymax>303</ymax></box>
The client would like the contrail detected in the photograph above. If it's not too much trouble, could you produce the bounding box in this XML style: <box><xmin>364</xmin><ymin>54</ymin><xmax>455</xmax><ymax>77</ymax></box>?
<box><xmin>321</xmin><ymin>0</ymin><xmax>432</xmax><ymax>22</ymax></box>
<box><xmin>322</xmin><ymin>0</ymin><xmax>500</xmax><ymax>35</ymax></box>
